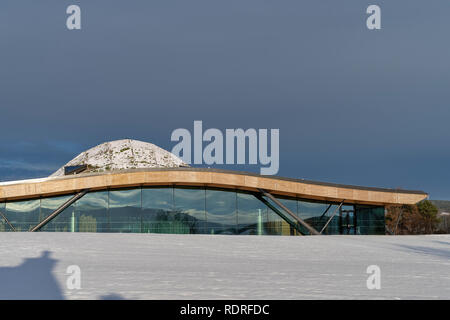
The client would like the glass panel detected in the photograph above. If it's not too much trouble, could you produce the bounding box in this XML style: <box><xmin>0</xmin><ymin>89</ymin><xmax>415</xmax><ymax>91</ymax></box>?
<box><xmin>276</xmin><ymin>197</ymin><xmax>298</xmax><ymax>214</ymax></box>
<box><xmin>41</xmin><ymin>195</ymin><xmax>75</xmax><ymax>232</ymax></box>
<box><xmin>0</xmin><ymin>202</ymin><xmax>10</xmax><ymax>232</ymax></box>
<box><xmin>266</xmin><ymin>208</ymin><xmax>292</xmax><ymax>235</ymax></box>
<box><xmin>0</xmin><ymin>188</ymin><xmax>385</xmax><ymax>236</ymax></box>
<box><xmin>109</xmin><ymin>189</ymin><xmax>141</xmax><ymax>233</ymax></box>
<box><xmin>206</xmin><ymin>189</ymin><xmax>237</xmax><ymax>235</ymax></box>
<box><xmin>340</xmin><ymin>205</ymin><xmax>355</xmax><ymax>235</ymax></box>
<box><xmin>173</xmin><ymin>187</ymin><xmax>206</xmax><ymax>234</ymax></box>
<box><xmin>74</xmin><ymin>191</ymin><xmax>109</xmax><ymax>232</ymax></box>
<box><xmin>355</xmin><ymin>205</ymin><xmax>385</xmax><ymax>235</ymax></box>
<box><xmin>266</xmin><ymin>196</ymin><xmax>299</xmax><ymax>235</ymax></box>
<box><xmin>298</xmin><ymin>200</ymin><xmax>329</xmax><ymax>220</ymax></box>
<box><xmin>298</xmin><ymin>200</ymin><xmax>340</xmax><ymax>234</ymax></box>
<box><xmin>324</xmin><ymin>206</ymin><xmax>341</xmax><ymax>235</ymax></box>
<box><xmin>371</xmin><ymin>207</ymin><xmax>386</xmax><ymax>234</ymax></box>
<box><xmin>4</xmin><ymin>199</ymin><xmax>41</xmax><ymax>232</ymax></box>
<box><xmin>237</xmin><ymin>192</ymin><xmax>267</xmax><ymax>235</ymax></box>
<box><xmin>142</xmin><ymin>187</ymin><xmax>174</xmax><ymax>234</ymax></box>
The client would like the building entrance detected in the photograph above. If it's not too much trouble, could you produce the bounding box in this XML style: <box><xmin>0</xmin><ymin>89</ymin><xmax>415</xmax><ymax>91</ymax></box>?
<box><xmin>340</xmin><ymin>207</ymin><xmax>356</xmax><ymax>235</ymax></box>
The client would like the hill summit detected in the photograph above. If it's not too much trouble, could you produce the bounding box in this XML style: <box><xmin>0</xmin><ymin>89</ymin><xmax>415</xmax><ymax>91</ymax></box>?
<box><xmin>50</xmin><ymin>139</ymin><xmax>188</xmax><ymax>177</ymax></box>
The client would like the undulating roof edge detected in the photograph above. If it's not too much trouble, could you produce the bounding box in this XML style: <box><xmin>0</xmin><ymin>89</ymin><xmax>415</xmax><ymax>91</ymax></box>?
<box><xmin>0</xmin><ymin>167</ymin><xmax>427</xmax><ymax>196</ymax></box>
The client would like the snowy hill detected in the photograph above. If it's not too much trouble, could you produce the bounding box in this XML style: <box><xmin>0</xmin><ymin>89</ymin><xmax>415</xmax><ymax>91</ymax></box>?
<box><xmin>50</xmin><ymin>139</ymin><xmax>188</xmax><ymax>177</ymax></box>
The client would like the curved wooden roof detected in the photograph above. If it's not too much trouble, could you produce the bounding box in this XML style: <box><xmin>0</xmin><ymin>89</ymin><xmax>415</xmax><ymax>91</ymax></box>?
<box><xmin>0</xmin><ymin>168</ymin><xmax>427</xmax><ymax>205</ymax></box>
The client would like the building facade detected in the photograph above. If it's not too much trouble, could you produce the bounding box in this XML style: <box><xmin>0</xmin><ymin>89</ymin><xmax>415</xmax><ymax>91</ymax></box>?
<box><xmin>0</xmin><ymin>168</ymin><xmax>427</xmax><ymax>236</ymax></box>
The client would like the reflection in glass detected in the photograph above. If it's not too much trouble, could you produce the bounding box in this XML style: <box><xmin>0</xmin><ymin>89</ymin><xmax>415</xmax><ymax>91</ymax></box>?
<box><xmin>0</xmin><ymin>202</ymin><xmax>10</xmax><ymax>232</ymax></box>
<box><xmin>142</xmin><ymin>187</ymin><xmax>174</xmax><ymax>233</ymax></box>
<box><xmin>237</xmin><ymin>193</ymin><xmax>267</xmax><ymax>235</ymax></box>
<box><xmin>317</xmin><ymin>204</ymin><xmax>340</xmax><ymax>235</ymax></box>
<box><xmin>41</xmin><ymin>195</ymin><xmax>74</xmax><ymax>232</ymax></box>
<box><xmin>339</xmin><ymin>205</ymin><xmax>355</xmax><ymax>235</ymax></box>
<box><xmin>174</xmin><ymin>187</ymin><xmax>206</xmax><ymax>234</ymax></box>
<box><xmin>206</xmin><ymin>189</ymin><xmax>237</xmax><ymax>235</ymax></box>
<box><xmin>276</xmin><ymin>197</ymin><xmax>298</xmax><ymax>215</ymax></box>
<box><xmin>109</xmin><ymin>189</ymin><xmax>141</xmax><ymax>233</ymax></box>
<box><xmin>298</xmin><ymin>200</ymin><xmax>339</xmax><ymax>234</ymax></box>
<box><xmin>298</xmin><ymin>200</ymin><xmax>329</xmax><ymax>220</ymax></box>
<box><xmin>266</xmin><ymin>196</ymin><xmax>298</xmax><ymax>235</ymax></box>
<box><xmin>266</xmin><ymin>208</ymin><xmax>292</xmax><ymax>235</ymax></box>
<box><xmin>75</xmin><ymin>191</ymin><xmax>109</xmax><ymax>232</ymax></box>
<box><xmin>355</xmin><ymin>205</ymin><xmax>385</xmax><ymax>235</ymax></box>
<box><xmin>4</xmin><ymin>199</ymin><xmax>41</xmax><ymax>232</ymax></box>
<box><xmin>0</xmin><ymin>186</ymin><xmax>386</xmax><ymax>235</ymax></box>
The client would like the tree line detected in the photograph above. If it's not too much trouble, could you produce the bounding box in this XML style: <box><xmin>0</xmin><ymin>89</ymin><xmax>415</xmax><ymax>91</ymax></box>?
<box><xmin>386</xmin><ymin>200</ymin><xmax>447</xmax><ymax>234</ymax></box>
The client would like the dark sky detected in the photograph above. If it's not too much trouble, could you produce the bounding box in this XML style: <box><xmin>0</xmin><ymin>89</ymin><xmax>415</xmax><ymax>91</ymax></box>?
<box><xmin>0</xmin><ymin>1</ymin><xmax>449</xmax><ymax>199</ymax></box>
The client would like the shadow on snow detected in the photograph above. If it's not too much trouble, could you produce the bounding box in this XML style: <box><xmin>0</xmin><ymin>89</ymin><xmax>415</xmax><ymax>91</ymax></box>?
<box><xmin>0</xmin><ymin>250</ymin><xmax>125</xmax><ymax>300</ymax></box>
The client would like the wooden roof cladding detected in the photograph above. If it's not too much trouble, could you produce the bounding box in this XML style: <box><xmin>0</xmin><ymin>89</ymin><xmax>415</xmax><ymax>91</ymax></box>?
<box><xmin>0</xmin><ymin>168</ymin><xmax>427</xmax><ymax>205</ymax></box>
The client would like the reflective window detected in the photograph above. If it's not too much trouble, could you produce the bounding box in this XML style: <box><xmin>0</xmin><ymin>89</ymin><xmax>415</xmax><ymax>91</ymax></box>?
<box><xmin>266</xmin><ymin>196</ymin><xmax>299</xmax><ymax>235</ymax></box>
<box><xmin>0</xmin><ymin>202</ymin><xmax>10</xmax><ymax>232</ymax></box>
<box><xmin>174</xmin><ymin>187</ymin><xmax>206</xmax><ymax>234</ymax></box>
<box><xmin>298</xmin><ymin>200</ymin><xmax>339</xmax><ymax>234</ymax></box>
<box><xmin>41</xmin><ymin>195</ymin><xmax>74</xmax><ymax>232</ymax></box>
<box><xmin>370</xmin><ymin>207</ymin><xmax>386</xmax><ymax>234</ymax></box>
<box><xmin>339</xmin><ymin>205</ymin><xmax>356</xmax><ymax>235</ymax></box>
<box><xmin>237</xmin><ymin>192</ymin><xmax>267</xmax><ymax>235</ymax></box>
<box><xmin>142</xmin><ymin>187</ymin><xmax>174</xmax><ymax>234</ymax></box>
<box><xmin>276</xmin><ymin>197</ymin><xmax>297</xmax><ymax>214</ymax></box>
<box><xmin>74</xmin><ymin>191</ymin><xmax>109</xmax><ymax>232</ymax></box>
<box><xmin>4</xmin><ymin>199</ymin><xmax>41</xmax><ymax>232</ymax></box>
<box><xmin>206</xmin><ymin>189</ymin><xmax>237</xmax><ymax>235</ymax></box>
<box><xmin>298</xmin><ymin>200</ymin><xmax>330</xmax><ymax>219</ymax></box>
<box><xmin>355</xmin><ymin>206</ymin><xmax>385</xmax><ymax>235</ymax></box>
<box><xmin>109</xmin><ymin>189</ymin><xmax>141</xmax><ymax>233</ymax></box>
<box><xmin>319</xmin><ymin>204</ymin><xmax>341</xmax><ymax>235</ymax></box>
<box><xmin>266</xmin><ymin>208</ymin><xmax>292</xmax><ymax>235</ymax></box>
<box><xmin>0</xmin><ymin>186</ymin><xmax>386</xmax><ymax>236</ymax></box>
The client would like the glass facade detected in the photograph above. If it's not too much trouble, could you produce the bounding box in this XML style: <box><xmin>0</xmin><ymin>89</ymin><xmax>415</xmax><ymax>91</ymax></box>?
<box><xmin>0</xmin><ymin>186</ymin><xmax>386</xmax><ymax>235</ymax></box>
<box><xmin>236</xmin><ymin>192</ymin><xmax>265</xmax><ymax>235</ymax></box>
<box><xmin>3</xmin><ymin>199</ymin><xmax>41</xmax><ymax>232</ymax></box>
<box><xmin>0</xmin><ymin>202</ymin><xmax>8</xmax><ymax>232</ymax></box>
<box><xmin>142</xmin><ymin>187</ymin><xmax>174</xmax><ymax>233</ymax></box>
<box><xmin>206</xmin><ymin>189</ymin><xmax>237</xmax><ymax>235</ymax></box>
<box><xmin>260</xmin><ymin>195</ymin><xmax>300</xmax><ymax>235</ymax></box>
<box><xmin>355</xmin><ymin>205</ymin><xmax>385</xmax><ymax>235</ymax></box>
<box><xmin>174</xmin><ymin>187</ymin><xmax>207</xmax><ymax>234</ymax></box>
<box><xmin>75</xmin><ymin>191</ymin><xmax>109</xmax><ymax>232</ymax></box>
<box><xmin>41</xmin><ymin>195</ymin><xmax>73</xmax><ymax>232</ymax></box>
<box><xmin>109</xmin><ymin>189</ymin><xmax>141</xmax><ymax>233</ymax></box>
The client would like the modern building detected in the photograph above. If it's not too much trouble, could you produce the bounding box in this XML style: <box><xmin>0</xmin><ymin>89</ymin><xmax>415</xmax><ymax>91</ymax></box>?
<box><xmin>0</xmin><ymin>140</ymin><xmax>427</xmax><ymax>236</ymax></box>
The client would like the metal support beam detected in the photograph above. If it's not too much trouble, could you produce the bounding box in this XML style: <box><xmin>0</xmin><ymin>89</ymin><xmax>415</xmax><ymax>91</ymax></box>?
<box><xmin>30</xmin><ymin>189</ymin><xmax>89</xmax><ymax>232</ymax></box>
<box><xmin>254</xmin><ymin>194</ymin><xmax>305</xmax><ymax>235</ymax></box>
<box><xmin>319</xmin><ymin>204</ymin><xmax>332</xmax><ymax>220</ymax></box>
<box><xmin>0</xmin><ymin>210</ymin><xmax>16</xmax><ymax>232</ymax></box>
<box><xmin>258</xmin><ymin>189</ymin><xmax>320</xmax><ymax>235</ymax></box>
<box><xmin>320</xmin><ymin>201</ymin><xmax>344</xmax><ymax>234</ymax></box>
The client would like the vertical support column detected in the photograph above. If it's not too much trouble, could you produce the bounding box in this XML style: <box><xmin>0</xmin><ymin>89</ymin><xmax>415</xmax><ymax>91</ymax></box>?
<box><xmin>257</xmin><ymin>209</ymin><xmax>263</xmax><ymax>235</ymax></box>
<box><xmin>71</xmin><ymin>210</ymin><xmax>75</xmax><ymax>233</ymax></box>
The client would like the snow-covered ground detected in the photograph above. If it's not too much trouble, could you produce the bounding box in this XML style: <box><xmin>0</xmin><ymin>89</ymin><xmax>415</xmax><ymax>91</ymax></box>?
<box><xmin>0</xmin><ymin>233</ymin><xmax>448</xmax><ymax>300</ymax></box>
